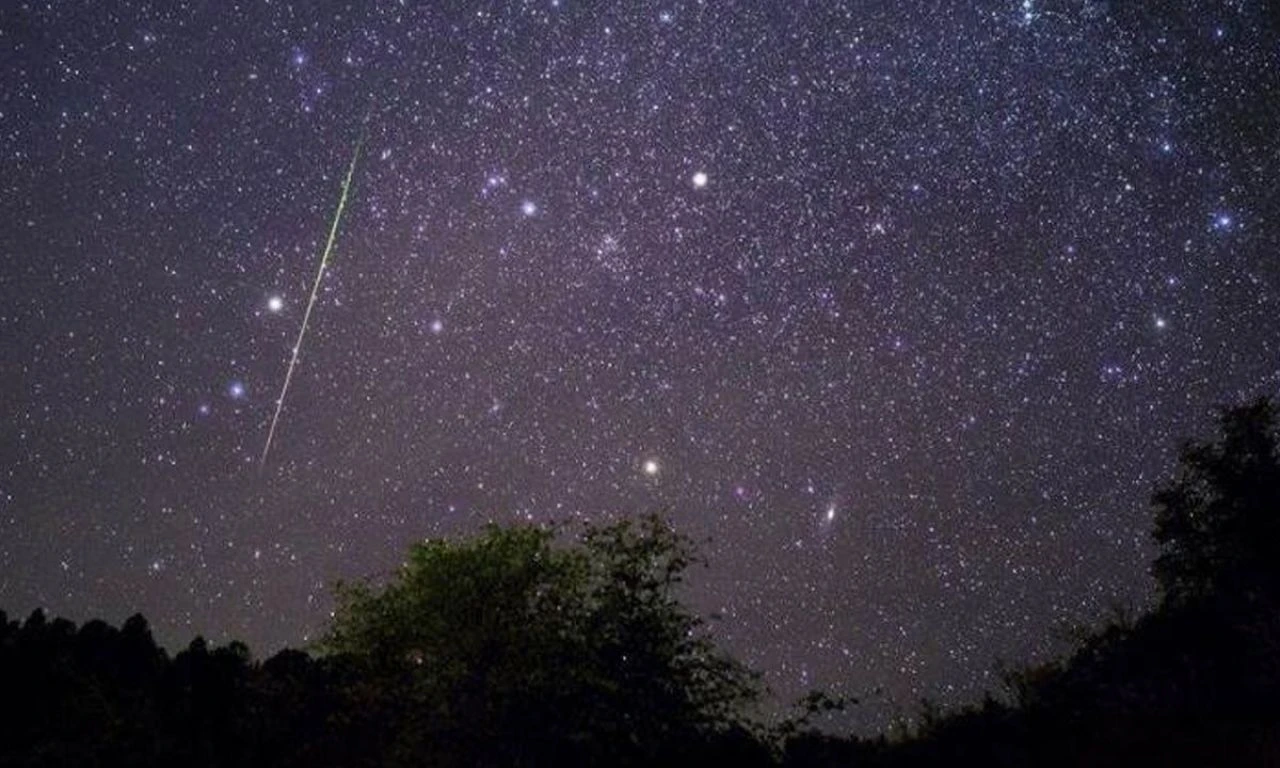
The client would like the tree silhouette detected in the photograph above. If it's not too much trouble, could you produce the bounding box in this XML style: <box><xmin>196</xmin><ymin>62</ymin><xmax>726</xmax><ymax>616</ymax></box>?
<box><xmin>11</xmin><ymin>397</ymin><xmax>1280</xmax><ymax>768</ymax></box>
<box><xmin>1153</xmin><ymin>397</ymin><xmax>1280</xmax><ymax>607</ymax></box>
<box><xmin>0</xmin><ymin>516</ymin><xmax>775</xmax><ymax>766</ymax></box>
<box><xmin>765</xmin><ymin>398</ymin><xmax>1280</xmax><ymax>767</ymax></box>
<box><xmin>321</xmin><ymin>513</ymin><xmax>766</xmax><ymax>767</ymax></box>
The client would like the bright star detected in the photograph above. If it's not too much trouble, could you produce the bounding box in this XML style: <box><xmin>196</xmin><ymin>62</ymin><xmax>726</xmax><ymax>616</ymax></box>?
<box><xmin>228</xmin><ymin>381</ymin><xmax>246</xmax><ymax>399</ymax></box>
<box><xmin>691</xmin><ymin>171</ymin><xmax>708</xmax><ymax>189</ymax></box>
<box><xmin>1020</xmin><ymin>0</ymin><xmax>1037</xmax><ymax>24</ymax></box>
<box><xmin>642</xmin><ymin>458</ymin><xmax>660</xmax><ymax>476</ymax></box>
<box><xmin>520</xmin><ymin>200</ymin><xmax>538</xmax><ymax>216</ymax></box>
<box><xmin>482</xmin><ymin>173</ymin><xmax>507</xmax><ymax>196</ymax></box>
<box><xmin>267</xmin><ymin>295</ymin><xmax>284</xmax><ymax>313</ymax></box>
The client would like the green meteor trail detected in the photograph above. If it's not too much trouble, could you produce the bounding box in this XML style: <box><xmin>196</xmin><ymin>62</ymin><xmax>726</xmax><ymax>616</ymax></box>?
<box><xmin>260</xmin><ymin>133</ymin><xmax>365</xmax><ymax>468</ymax></box>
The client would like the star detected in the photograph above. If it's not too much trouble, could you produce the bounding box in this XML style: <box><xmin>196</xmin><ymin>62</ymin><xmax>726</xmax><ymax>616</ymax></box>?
<box><xmin>267</xmin><ymin>295</ymin><xmax>284</xmax><ymax>313</ymax></box>
<box><xmin>1020</xmin><ymin>0</ymin><xmax>1037</xmax><ymax>25</ymax></box>
<box><xmin>520</xmin><ymin>200</ymin><xmax>538</xmax><ymax>216</ymax></box>
<box><xmin>691</xmin><ymin>171</ymin><xmax>708</xmax><ymax>189</ymax></box>
<box><xmin>482</xmin><ymin>173</ymin><xmax>507</xmax><ymax>196</ymax></box>
<box><xmin>642</xmin><ymin>458</ymin><xmax>660</xmax><ymax>476</ymax></box>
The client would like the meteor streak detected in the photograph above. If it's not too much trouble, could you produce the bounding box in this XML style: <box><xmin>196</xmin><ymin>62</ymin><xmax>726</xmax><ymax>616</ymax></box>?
<box><xmin>260</xmin><ymin>132</ymin><xmax>365</xmax><ymax>468</ymax></box>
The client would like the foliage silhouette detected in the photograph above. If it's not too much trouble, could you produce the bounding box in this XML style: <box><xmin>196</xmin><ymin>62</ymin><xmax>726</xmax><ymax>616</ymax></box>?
<box><xmin>1153</xmin><ymin>397</ymin><xmax>1280</xmax><ymax>607</ymax></box>
<box><xmin>321</xmin><ymin>513</ymin><xmax>766</xmax><ymax>767</ymax></box>
<box><xmin>810</xmin><ymin>397</ymin><xmax>1280</xmax><ymax>767</ymax></box>
<box><xmin>0</xmin><ymin>514</ymin><xmax>771</xmax><ymax>767</ymax></box>
<box><xmin>5</xmin><ymin>401</ymin><xmax>1280</xmax><ymax>765</ymax></box>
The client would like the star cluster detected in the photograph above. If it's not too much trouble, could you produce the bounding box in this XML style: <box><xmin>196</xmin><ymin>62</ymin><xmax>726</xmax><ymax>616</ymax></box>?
<box><xmin>2</xmin><ymin>1</ymin><xmax>1278</xmax><ymax>727</ymax></box>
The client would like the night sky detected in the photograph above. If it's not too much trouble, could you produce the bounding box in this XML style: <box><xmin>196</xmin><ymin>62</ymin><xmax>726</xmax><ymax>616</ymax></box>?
<box><xmin>3</xmin><ymin>0</ymin><xmax>1279</xmax><ymax>725</ymax></box>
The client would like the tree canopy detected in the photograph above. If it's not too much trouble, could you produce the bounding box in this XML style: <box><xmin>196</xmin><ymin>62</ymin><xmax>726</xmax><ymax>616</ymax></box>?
<box><xmin>1153</xmin><ymin>397</ymin><xmax>1280</xmax><ymax>607</ymax></box>
<box><xmin>321</xmin><ymin>513</ymin><xmax>765</xmax><ymax>767</ymax></box>
<box><xmin>6</xmin><ymin>400</ymin><xmax>1280</xmax><ymax>765</ymax></box>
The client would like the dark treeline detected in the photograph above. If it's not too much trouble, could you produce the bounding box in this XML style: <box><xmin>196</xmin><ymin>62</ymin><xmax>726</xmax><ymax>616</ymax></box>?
<box><xmin>4</xmin><ymin>398</ymin><xmax>1280</xmax><ymax>766</ymax></box>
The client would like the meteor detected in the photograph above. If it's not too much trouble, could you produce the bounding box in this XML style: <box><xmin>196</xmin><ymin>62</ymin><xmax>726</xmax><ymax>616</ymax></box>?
<box><xmin>260</xmin><ymin>131</ymin><xmax>365</xmax><ymax>468</ymax></box>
